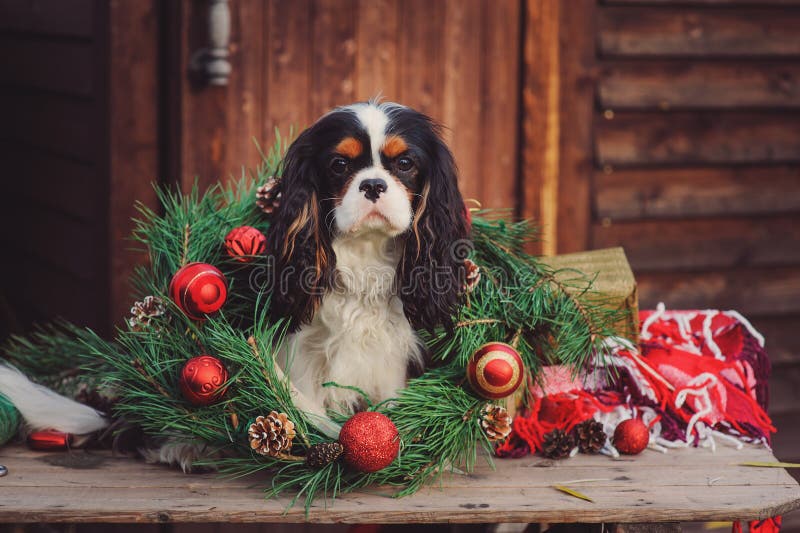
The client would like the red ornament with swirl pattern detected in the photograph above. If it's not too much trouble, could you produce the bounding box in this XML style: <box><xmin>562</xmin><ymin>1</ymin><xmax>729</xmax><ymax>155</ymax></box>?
<box><xmin>169</xmin><ymin>262</ymin><xmax>227</xmax><ymax>320</ymax></box>
<box><xmin>179</xmin><ymin>354</ymin><xmax>229</xmax><ymax>406</ymax></box>
<box><xmin>224</xmin><ymin>225</ymin><xmax>267</xmax><ymax>263</ymax></box>
<box><xmin>466</xmin><ymin>342</ymin><xmax>524</xmax><ymax>399</ymax></box>
<box><xmin>338</xmin><ymin>412</ymin><xmax>400</xmax><ymax>473</ymax></box>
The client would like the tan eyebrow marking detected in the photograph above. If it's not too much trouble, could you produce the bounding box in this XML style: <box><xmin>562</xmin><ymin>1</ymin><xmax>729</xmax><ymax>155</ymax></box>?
<box><xmin>382</xmin><ymin>135</ymin><xmax>408</xmax><ymax>158</ymax></box>
<box><xmin>335</xmin><ymin>137</ymin><xmax>362</xmax><ymax>159</ymax></box>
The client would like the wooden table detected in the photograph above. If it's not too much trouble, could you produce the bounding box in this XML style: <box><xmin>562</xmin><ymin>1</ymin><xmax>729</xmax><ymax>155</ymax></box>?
<box><xmin>0</xmin><ymin>444</ymin><xmax>798</xmax><ymax>526</ymax></box>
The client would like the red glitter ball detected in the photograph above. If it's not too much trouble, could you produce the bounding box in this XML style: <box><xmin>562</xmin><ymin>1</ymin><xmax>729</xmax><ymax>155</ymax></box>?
<box><xmin>179</xmin><ymin>354</ymin><xmax>229</xmax><ymax>406</ymax></box>
<box><xmin>224</xmin><ymin>225</ymin><xmax>267</xmax><ymax>263</ymax></box>
<box><xmin>466</xmin><ymin>342</ymin><xmax>524</xmax><ymax>399</ymax></box>
<box><xmin>169</xmin><ymin>262</ymin><xmax>228</xmax><ymax>320</ymax></box>
<box><xmin>613</xmin><ymin>418</ymin><xmax>649</xmax><ymax>455</ymax></box>
<box><xmin>338</xmin><ymin>412</ymin><xmax>400</xmax><ymax>473</ymax></box>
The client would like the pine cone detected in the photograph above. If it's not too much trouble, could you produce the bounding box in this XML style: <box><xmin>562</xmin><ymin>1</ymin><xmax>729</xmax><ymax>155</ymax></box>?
<box><xmin>574</xmin><ymin>419</ymin><xmax>607</xmax><ymax>454</ymax></box>
<box><xmin>464</xmin><ymin>259</ymin><xmax>481</xmax><ymax>293</ymax></box>
<box><xmin>541</xmin><ymin>429</ymin><xmax>575</xmax><ymax>459</ymax></box>
<box><xmin>305</xmin><ymin>442</ymin><xmax>344</xmax><ymax>467</ymax></box>
<box><xmin>128</xmin><ymin>295</ymin><xmax>167</xmax><ymax>331</ymax></box>
<box><xmin>480</xmin><ymin>404</ymin><xmax>512</xmax><ymax>442</ymax></box>
<box><xmin>248</xmin><ymin>411</ymin><xmax>296</xmax><ymax>456</ymax></box>
<box><xmin>256</xmin><ymin>177</ymin><xmax>281</xmax><ymax>214</ymax></box>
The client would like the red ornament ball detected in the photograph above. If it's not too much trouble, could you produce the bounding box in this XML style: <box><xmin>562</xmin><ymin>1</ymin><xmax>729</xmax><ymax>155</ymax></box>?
<box><xmin>466</xmin><ymin>342</ymin><xmax>524</xmax><ymax>399</ymax></box>
<box><xmin>169</xmin><ymin>262</ymin><xmax>227</xmax><ymax>320</ymax></box>
<box><xmin>224</xmin><ymin>225</ymin><xmax>267</xmax><ymax>263</ymax></box>
<box><xmin>338</xmin><ymin>412</ymin><xmax>400</xmax><ymax>473</ymax></box>
<box><xmin>179</xmin><ymin>354</ymin><xmax>229</xmax><ymax>406</ymax></box>
<box><xmin>613</xmin><ymin>418</ymin><xmax>649</xmax><ymax>455</ymax></box>
<box><xmin>27</xmin><ymin>430</ymin><xmax>71</xmax><ymax>451</ymax></box>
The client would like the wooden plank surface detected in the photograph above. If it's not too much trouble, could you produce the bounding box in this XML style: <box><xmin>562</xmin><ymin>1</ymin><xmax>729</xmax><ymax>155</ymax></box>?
<box><xmin>596</xmin><ymin>112</ymin><xmax>800</xmax><ymax>166</ymax></box>
<box><xmin>598</xmin><ymin>7</ymin><xmax>800</xmax><ymax>57</ymax></box>
<box><xmin>599</xmin><ymin>61</ymin><xmax>800</xmax><ymax>110</ymax></box>
<box><xmin>0</xmin><ymin>445</ymin><xmax>797</xmax><ymax>524</ymax></box>
<box><xmin>594</xmin><ymin>167</ymin><xmax>800</xmax><ymax>220</ymax></box>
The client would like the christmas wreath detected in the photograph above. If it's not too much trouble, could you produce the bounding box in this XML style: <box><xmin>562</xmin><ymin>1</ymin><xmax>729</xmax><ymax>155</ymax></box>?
<box><xmin>1</xmin><ymin>139</ymin><xmax>625</xmax><ymax>510</ymax></box>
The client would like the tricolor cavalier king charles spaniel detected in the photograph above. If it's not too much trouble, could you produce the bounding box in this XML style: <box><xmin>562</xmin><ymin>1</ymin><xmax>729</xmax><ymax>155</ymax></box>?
<box><xmin>268</xmin><ymin>101</ymin><xmax>469</xmax><ymax>416</ymax></box>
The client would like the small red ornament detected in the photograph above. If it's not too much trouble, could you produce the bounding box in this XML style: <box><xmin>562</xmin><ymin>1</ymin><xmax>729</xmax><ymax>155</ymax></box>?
<box><xmin>613</xmin><ymin>418</ymin><xmax>649</xmax><ymax>455</ymax></box>
<box><xmin>466</xmin><ymin>342</ymin><xmax>524</xmax><ymax>399</ymax></box>
<box><xmin>169</xmin><ymin>262</ymin><xmax>227</xmax><ymax>320</ymax></box>
<box><xmin>224</xmin><ymin>225</ymin><xmax>267</xmax><ymax>262</ymax></box>
<box><xmin>27</xmin><ymin>430</ymin><xmax>72</xmax><ymax>451</ymax></box>
<box><xmin>179</xmin><ymin>354</ymin><xmax>229</xmax><ymax>406</ymax></box>
<box><xmin>338</xmin><ymin>412</ymin><xmax>400</xmax><ymax>473</ymax></box>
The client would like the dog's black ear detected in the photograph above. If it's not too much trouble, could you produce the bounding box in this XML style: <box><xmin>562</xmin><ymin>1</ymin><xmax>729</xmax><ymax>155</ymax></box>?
<box><xmin>266</xmin><ymin>129</ymin><xmax>335</xmax><ymax>331</ymax></box>
<box><xmin>398</xmin><ymin>130</ymin><xmax>469</xmax><ymax>332</ymax></box>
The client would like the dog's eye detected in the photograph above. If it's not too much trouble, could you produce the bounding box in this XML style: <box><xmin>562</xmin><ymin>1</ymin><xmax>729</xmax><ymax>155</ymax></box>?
<box><xmin>329</xmin><ymin>157</ymin><xmax>349</xmax><ymax>175</ymax></box>
<box><xmin>396</xmin><ymin>156</ymin><xmax>414</xmax><ymax>172</ymax></box>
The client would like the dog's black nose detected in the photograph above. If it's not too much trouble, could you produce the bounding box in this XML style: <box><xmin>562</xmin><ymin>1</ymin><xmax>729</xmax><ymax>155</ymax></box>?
<box><xmin>358</xmin><ymin>178</ymin><xmax>387</xmax><ymax>202</ymax></box>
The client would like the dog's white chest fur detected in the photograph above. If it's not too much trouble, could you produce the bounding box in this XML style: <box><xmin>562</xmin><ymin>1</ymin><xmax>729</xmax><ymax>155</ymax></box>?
<box><xmin>280</xmin><ymin>232</ymin><xmax>422</xmax><ymax>415</ymax></box>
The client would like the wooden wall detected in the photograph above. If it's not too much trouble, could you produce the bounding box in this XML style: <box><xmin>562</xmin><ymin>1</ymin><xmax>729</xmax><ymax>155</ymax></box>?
<box><xmin>0</xmin><ymin>0</ymin><xmax>108</xmax><ymax>332</ymax></box>
<box><xmin>585</xmin><ymin>1</ymin><xmax>800</xmax><ymax>471</ymax></box>
<box><xmin>168</xmin><ymin>0</ymin><xmax>521</xmax><ymax>212</ymax></box>
<box><xmin>0</xmin><ymin>0</ymin><xmax>160</xmax><ymax>335</ymax></box>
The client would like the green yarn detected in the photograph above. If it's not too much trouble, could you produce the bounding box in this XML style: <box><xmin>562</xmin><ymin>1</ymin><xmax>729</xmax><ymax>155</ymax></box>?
<box><xmin>0</xmin><ymin>393</ymin><xmax>19</xmax><ymax>446</ymax></box>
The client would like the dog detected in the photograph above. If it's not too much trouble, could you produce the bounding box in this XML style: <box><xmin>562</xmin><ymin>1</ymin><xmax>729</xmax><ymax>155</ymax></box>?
<box><xmin>268</xmin><ymin>101</ymin><xmax>469</xmax><ymax>416</ymax></box>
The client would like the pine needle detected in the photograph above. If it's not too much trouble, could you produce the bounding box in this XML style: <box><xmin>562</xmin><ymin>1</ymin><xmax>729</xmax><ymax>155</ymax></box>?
<box><xmin>552</xmin><ymin>485</ymin><xmax>594</xmax><ymax>502</ymax></box>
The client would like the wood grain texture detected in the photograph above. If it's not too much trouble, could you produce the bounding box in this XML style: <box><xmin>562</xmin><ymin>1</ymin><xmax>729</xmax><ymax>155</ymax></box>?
<box><xmin>599</xmin><ymin>61</ymin><xmax>800</xmax><ymax>110</ymax></box>
<box><xmin>596</xmin><ymin>112</ymin><xmax>800</xmax><ymax>166</ymax></box>
<box><xmin>355</xmin><ymin>0</ymin><xmax>399</xmax><ymax>101</ymax></box>
<box><xmin>107</xmin><ymin>0</ymin><xmax>161</xmax><ymax>325</ymax></box>
<box><xmin>263</xmin><ymin>0</ymin><xmax>313</xmax><ymax>140</ymax></box>
<box><xmin>442</xmin><ymin>0</ymin><xmax>483</xmax><ymax>202</ymax></box>
<box><xmin>479</xmin><ymin>0</ymin><xmax>521</xmax><ymax>211</ymax></box>
<box><xmin>0</xmin><ymin>445</ymin><xmax>797</xmax><ymax>524</ymax></box>
<box><xmin>556</xmin><ymin>0</ymin><xmax>596</xmax><ymax>253</ymax></box>
<box><xmin>593</xmin><ymin>215</ymin><xmax>800</xmax><ymax>271</ymax></box>
<box><xmin>310</xmin><ymin>0</ymin><xmax>357</xmax><ymax>118</ymax></box>
<box><xmin>637</xmin><ymin>267</ymin><xmax>800</xmax><ymax>315</ymax></box>
<box><xmin>175</xmin><ymin>0</ymin><xmax>265</xmax><ymax>190</ymax></box>
<box><xmin>520</xmin><ymin>0</ymin><xmax>560</xmax><ymax>254</ymax></box>
<box><xmin>397</xmin><ymin>0</ymin><xmax>444</xmax><ymax>118</ymax></box>
<box><xmin>594</xmin><ymin>167</ymin><xmax>800</xmax><ymax>220</ymax></box>
<box><xmin>0</xmin><ymin>37</ymin><xmax>94</xmax><ymax>97</ymax></box>
<box><xmin>598</xmin><ymin>7</ymin><xmax>800</xmax><ymax>57</ymax></box>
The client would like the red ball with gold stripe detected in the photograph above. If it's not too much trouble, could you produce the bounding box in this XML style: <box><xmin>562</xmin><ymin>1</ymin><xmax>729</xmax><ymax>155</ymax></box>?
<box><xmin>466</xmin><ymin>342</ymin><xmax>524</xmax><ymax>399</ymax></box>
<box><xmin>224</xmin><ymin>225</ymin><xmax>267</xmax><ymax>263</ymax></box>
<box><xmin>169</xmin><ymin>262</ymin><xmax>227</xmax><ymax>320</ymax></box>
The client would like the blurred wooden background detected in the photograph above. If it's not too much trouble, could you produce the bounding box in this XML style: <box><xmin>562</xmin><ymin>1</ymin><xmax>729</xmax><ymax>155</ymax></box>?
<box><xmin>0</xmin><ymin>0</ymin><xmax>799</xmax><ymax>528</ymax></box>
